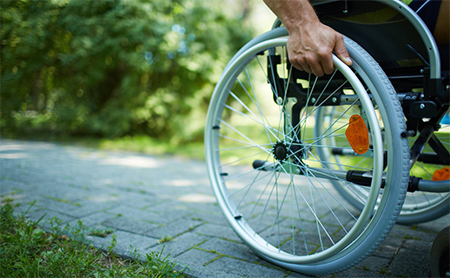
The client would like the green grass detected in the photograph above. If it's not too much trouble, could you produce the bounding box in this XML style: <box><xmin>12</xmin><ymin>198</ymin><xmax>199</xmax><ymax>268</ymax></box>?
<box><xmin>88</xmin><ymin>227</ymin><xmax>114</xmax><ymax>238</ymax></box>
<box><xmin>158</xmin><ymin>235</ymin><xmax>174</xmax><ymax>244</ymax></box>
<box><xmin>0</xmin><ymin>201</ymin><xmax>185</xmax><ymax>277</ymax></box>
<box><xmin>378</xmin><ymin>267</ymin><xmax>390</xmax><ymax>275</ymax></box>
<box><xmin>94</xmin><ymin>136</ymin><xmax>205</xmax><ymax>161</ymax></box>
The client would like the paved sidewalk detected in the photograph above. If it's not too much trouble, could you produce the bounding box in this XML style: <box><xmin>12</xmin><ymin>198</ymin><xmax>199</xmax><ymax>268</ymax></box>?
<box><xmin>1</xmin><ymin>139</ymin><xmax>448</xmax><ymax>277</ymax></box>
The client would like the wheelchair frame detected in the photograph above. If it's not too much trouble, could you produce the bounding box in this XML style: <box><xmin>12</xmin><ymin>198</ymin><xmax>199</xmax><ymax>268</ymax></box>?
<box><xmin>271</xmin><ymin>0</ymin><xmax>450</xmax><ymax>193</ymax></box>
<box><xmin>204</xmin><ymin>0</ymin><xmax>449</xmax><ymax>275</ymax></box>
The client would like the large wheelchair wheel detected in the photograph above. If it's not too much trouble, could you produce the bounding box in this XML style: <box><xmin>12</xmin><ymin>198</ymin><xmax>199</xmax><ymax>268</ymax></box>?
<box><xmin>204</xmin><ymin>28</ymin><xmax>409</xmax><ymax>275</ymax></box>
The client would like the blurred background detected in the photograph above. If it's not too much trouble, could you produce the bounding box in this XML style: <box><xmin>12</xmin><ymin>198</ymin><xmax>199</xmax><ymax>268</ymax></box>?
<box><xmin>1</xmin><ymin>0</ymin><xmax>275</xmax><ymax>158</ymax></box>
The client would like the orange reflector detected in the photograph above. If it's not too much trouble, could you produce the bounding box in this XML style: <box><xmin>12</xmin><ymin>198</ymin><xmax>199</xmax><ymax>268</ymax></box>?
<box><xmin>432</xmin><ymin>167</ymin><xmax>450</xmax><ymax>181</ymax></box>
<box><xmin>345</xmin><ymin>115</ymin><xmax>370</xmax><ymax>155</ymax></box>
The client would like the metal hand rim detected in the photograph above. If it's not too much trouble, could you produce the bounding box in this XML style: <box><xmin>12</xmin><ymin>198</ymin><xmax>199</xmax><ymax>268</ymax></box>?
<box><xmin>207</xmin><ymin>36</ymin><xmax>384</xmax><ymax>264</ymax></box>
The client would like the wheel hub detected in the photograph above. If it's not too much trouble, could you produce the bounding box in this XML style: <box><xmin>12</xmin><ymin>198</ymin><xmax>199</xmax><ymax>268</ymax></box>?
<box><xmin>273</xmin><ymin>142</ymin><xmax>288</xmax><ymax>162</ymax></box>
<box><xmin>273</xmin><ymin>141</ymin><xmax>305</xmax><ymax>163</ymax></box>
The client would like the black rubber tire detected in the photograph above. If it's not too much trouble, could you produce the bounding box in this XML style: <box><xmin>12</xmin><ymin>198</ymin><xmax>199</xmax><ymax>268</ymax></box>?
<box><xmin>430</xmin><ymin>226</ymin><xmax>450</xmax><ymax>278</ymax></box>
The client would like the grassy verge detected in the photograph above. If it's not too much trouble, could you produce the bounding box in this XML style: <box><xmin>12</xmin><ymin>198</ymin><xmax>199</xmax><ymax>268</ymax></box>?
<box><xmin>0</xmin><ymin>201</ymin><xmax>185</xmax><ymax>278</ymax></box>
<box><xmin>94</xmin><ymin>136</ymin><xmax>205</xmax><ymax>161</ymax></box>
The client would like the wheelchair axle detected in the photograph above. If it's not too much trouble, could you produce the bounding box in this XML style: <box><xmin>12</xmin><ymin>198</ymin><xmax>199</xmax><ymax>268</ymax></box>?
<box><xmin>252</xmin><ymin>159</ymin><xmax>450</xmax><ymax>193</ymax></box>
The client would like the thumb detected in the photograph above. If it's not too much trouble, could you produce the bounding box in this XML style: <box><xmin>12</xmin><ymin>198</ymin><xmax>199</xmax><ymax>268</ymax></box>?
<box><xmin>335</xmin><ymin>36</ymin><xmax>352</xmax><ymax>66</ymax></box>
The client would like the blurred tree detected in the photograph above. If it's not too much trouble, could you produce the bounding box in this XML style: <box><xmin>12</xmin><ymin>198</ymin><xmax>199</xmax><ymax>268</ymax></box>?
<box><xmin>1</xmin><ymin>0</ymin><xmax>254</xmax><ymax>142</ymax></box>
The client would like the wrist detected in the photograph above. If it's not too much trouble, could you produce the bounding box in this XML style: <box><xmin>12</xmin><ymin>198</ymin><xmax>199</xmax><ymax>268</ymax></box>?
<box><xmin>285</xmin><ymin>16</ymin><xmax>320</xmax><ymax>35</ymax></box>
<box><xmin>279</xmin><ymin>2</ymin><xmax>320</xmax><ymax>34</ymax></box>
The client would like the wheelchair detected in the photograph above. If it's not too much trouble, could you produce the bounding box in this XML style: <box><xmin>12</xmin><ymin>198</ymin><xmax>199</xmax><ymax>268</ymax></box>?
<box><xmin>204</xmin><ymin>0</ymin><xmax>449</xmax><ymax>275</ymax></box>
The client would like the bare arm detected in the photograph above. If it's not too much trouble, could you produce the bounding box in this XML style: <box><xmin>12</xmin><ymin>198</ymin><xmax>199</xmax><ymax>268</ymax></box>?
<box><xmin>263</xmin><ymin>0</ymin><xmax>352</xmax><ymax>77</ymax></box>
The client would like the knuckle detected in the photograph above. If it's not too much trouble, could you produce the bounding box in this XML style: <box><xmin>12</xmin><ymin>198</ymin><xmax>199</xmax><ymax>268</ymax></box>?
<box><xmin>305</xmin><ymin>54</ymin><xmax>316</xmax><ymax>65</ymax></box>
<box><xmin>318</xmin><ymin>49</ymin><xmax>331</xmax><ymax>60</ymax></box>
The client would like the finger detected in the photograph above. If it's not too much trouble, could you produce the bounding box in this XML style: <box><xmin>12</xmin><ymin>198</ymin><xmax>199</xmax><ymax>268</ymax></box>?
<box><xmin>334</xmin><ymin>35</ymin><xmax>352</xmax><ymax>66</ymax></box>
<box><xmin>291</xmin><ymin>58</ymin><xmax>311</xmax><ymax>74</ymax></box>
<box><xmin>306</xmin><ymin>55</ymin><xmax>324</xmax><ymax>77</ymax></box>
<box><xmin>310</xmin><ymin>63</ymin><xmax>324</xmax><ymax>77</ymax></box>
<box><xmin>302</xmin><ymin>63</ymin><xmax>312</xmax><ymax>75</ymax></box>
<box><xmin>321</xmin><ymin>55</ymin><xmax>335</xmax><ymax>75</ymax></box>
<box><xmin>295</xmin><ymin>64</ymin><xmax>305</xmax><ymax>72</ymax></box>
<box><xmin>290</xmin><ymin>59</ymin><xmax>304</xmax><ymax>72</ymax></box>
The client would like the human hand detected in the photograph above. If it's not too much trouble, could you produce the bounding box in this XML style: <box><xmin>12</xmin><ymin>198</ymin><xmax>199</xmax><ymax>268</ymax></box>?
<box><xmin>286</xmin><ymin>21</ymin><xmax>353</xmax><ymax>77</ymax></box>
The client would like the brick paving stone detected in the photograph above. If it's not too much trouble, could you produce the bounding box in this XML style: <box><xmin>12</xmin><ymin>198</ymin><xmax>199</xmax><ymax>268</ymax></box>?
<box><xmin>86</xmin><ymin>230</ymin><xmax>159</xmax><ymax>258</ymax></box>
<box><xmin>25</xmin><ymin>209</ymin><xmax>76</xmax><ymax>228</ymax></box>
<box><xmin>204</xmin><ymin>256</ymin><xmax>288</xmax><ymax>278</ymax></box>
<box><xmin>104</xmin><ymin>216</ymin><xmax>159</xmax><ymax>235</ymax></box>
<box><xmin>403</xmin><ymin>238</ymin><xmax>433</xmax><ymax>252</ymax></box>
<box><xmin>371</xmin><ymin>236</ymin><xmax>404</xmax><ymax>259</ymax></box>
<box><xmin>388</xmin><ymin>248</ymin><xmax>431</xmax><ymax>277</ymax></box>
<box><xmin>148</xmin><ymin>232</ymin><xmax>210</xmax><ymax>258</ymax></box>
<box><xmin>183</xmin><ymin>210</ymin><xmax>229</xmax><ymax>226</ymax></box>
<box><xmin>66</xmin><ymin>211</ymin><xmax>117</xmax><ymax>228</ymax></box>
<box><xmin>286</xmin><ymin>271</ymin><xmax>315</xmax><ymax>278</ymax></box>
<box><xmin>109</xmin><ymin>193</ymin><xmax>161</xmax><ymax>209</ymax></box>
<box><xmin>389</xmin><ymin>226</ymin><xmax>439</xmax><ymax>242</ymax></box>
<box><xmin>172</xmin><ymin>249</ymin><xmax>220</xmax><ymax>277</ymax></box>
<box><xmin>64</xmin><ymin>200</ymin><xmax>118</xmax><ymax>218</ymax></box>
<box><xmin>1</xmin><ymin>170</ymin><xmax>50</xmax><ymax>184</ymax></box>
<box><xmin>105</xmin><ymin>205</ymin><xmax>161</xmax><ymax>221</ymax></box>
<box><xmin>416</xmin><ymin>214</ymin><xmax>450</xmax><ymax>232</ymax></box>
<box><xmin>184</xmin><ymin>202</ymin><xmax>222</xmax><ymax>214</ymax></box>
<box><xmin>355</xmin><ymin>255</ymin><xmax>390</xmax><ymax>273</ymax></box>
<box><xmin>157</xmin><ymin>208</ymin><xmax>194</xmax><ymax>222</ymax></box>
<box><xmin>0</xmin><ymin>179</ymin><xmax>35</xmax><ymax>195</ymax></box>
<box><xmin>31</xmin><ymin>197</ymin><xmax>84</xmax><ymax>214</ymax></box>
<box><xmin>194</xmin><ymin>223</ymin><xmax>243</xmax><ymax>242</ymax></box>
<box><xmin>331</xmin><ymin>268</ymin><xmax>388</xmax><ymax>278</ymax></box>
<box><xmin>1</xmin><ymin>139</ymin><xmax>448</xmax><ymax>278</ymax></box>
<box><xmin>146</xmin><ymin>218</ymin><xmax>203</xmax><ymax>239</ymax></box>
<box><xmin>145</xmin><ymin>199</ymin><xmax>187</xmax><ymax>212</ymax></box>
<box><xmin>197</xmin><ymin>237</ymin><xmax>260</xmax><ymax>262</ymax></box>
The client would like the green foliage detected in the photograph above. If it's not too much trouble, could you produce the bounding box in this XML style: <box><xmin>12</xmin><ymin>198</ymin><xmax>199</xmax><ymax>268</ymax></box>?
<box><xmin>1</xmin><ymin>0</ymin><xmax>253</xmax><ymax>143</ymax></box>
<box><xmin>0</xmin><ymin>201</ymin><xmax>184</xmax><ymax>277</ymax></box>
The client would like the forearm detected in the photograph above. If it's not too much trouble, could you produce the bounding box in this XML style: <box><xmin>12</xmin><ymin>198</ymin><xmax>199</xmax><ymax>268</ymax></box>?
<box><xmin>263</xmin><ymin>0</ymin><xmax>320</xmax><ymax>32</ymax></box>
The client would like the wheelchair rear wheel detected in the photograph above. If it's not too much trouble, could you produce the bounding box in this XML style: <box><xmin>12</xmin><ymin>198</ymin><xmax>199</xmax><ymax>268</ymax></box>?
<box><xmin>205</xmin><ymin>29</ymin><xmax>409</xmax><ymax>275</ymax></box>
